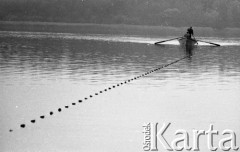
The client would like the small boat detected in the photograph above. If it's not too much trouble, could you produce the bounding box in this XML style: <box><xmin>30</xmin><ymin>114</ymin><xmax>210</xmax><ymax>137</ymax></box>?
<box><xmin>178</xmin><ymin>37</ymin><xmax>197</xmax><ymax>50</ymax></box>
<box><xmin>154</xmin><ymin>37</ymin><xmax>220</xmax><ymax>47</ymax></box>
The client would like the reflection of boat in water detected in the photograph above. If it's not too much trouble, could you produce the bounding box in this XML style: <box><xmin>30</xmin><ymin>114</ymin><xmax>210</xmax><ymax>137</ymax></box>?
<box><xmin>178</xmin><ymin>37</ymin><xmax>197</xmax><ymax>50</ymax></box>
<box><xmin>178</xmin><ymin>37</ymin><xmax>198</xmax><ymax>57</ymax></box>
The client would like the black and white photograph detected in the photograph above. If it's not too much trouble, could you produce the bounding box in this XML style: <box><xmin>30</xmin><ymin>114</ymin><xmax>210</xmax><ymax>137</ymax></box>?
<box><xmin>0</xmin><ymin>0</ymin><xmax>240</xmax><ymax>151</ymax></box>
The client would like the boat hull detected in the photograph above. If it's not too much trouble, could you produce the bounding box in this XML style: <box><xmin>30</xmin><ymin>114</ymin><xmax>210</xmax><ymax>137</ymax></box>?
<box><xmin>178</xmin><ymin>38</ymin><xmax>197</xmax><ymax>50</ymax></box>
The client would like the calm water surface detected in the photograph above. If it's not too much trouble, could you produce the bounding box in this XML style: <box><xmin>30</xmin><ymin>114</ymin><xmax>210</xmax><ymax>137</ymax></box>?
<box><xmin>0</xmin><ymin>31</ymin><xmax>240</xmax><ymax>151</ymax></box>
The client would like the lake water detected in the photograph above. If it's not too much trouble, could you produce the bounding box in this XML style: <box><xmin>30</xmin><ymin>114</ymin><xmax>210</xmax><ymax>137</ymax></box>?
<box><xmin>0</xmin><ymin>31</ymin><xmax>240</xmax><ymax>152</ymax></box>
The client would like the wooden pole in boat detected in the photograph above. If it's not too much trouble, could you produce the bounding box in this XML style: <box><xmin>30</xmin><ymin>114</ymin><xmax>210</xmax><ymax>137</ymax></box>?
<box><xmin>154</xmin><ymin>37</ymin><xmax>183</xmax><ymax>45</ymax></box>
<box><xmin>196</xmin><ymin>40</ymin><xmax>220</xmax><ymax>47</ymax></box>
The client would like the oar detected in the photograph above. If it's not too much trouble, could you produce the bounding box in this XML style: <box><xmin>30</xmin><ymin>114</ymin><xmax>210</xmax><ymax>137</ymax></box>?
<box><xmin>196</xmin><ymin>40</ymin><xmax>220</xmax><ymax>47</ymax></box>
<box><xmin>155</xmin><ymin>37</ymin><xmax>183</xmax><ymax>45</ymax></box>
<box><xmin>192</xmin><ymin>35</ymin><xmax>198</xmax><ymax>45</ymax></box>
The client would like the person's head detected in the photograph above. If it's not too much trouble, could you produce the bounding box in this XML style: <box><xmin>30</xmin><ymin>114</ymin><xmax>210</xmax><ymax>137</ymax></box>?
<box><xmin>190</xmin><ymin>26</ymin><xmax>192</xmax><ymax>29</ymax></box>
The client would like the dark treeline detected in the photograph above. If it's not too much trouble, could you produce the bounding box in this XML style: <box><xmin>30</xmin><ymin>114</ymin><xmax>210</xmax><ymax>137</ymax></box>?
<box><xmin>0</xmin><ymin>0</ymin><xmax>240</xmax><ymax>29</ymax></box>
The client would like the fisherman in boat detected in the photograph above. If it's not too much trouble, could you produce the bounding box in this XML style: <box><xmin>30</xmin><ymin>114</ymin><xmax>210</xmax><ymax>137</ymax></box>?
<box><xmin>187</xmin><ymin>27</ymin><xmax>195</xmax><ymax>39</ymax></box>
<box><xmin>184</xmin><ymin>31</ymin><xmax>191</xmax><ymax>39</ymax></box>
